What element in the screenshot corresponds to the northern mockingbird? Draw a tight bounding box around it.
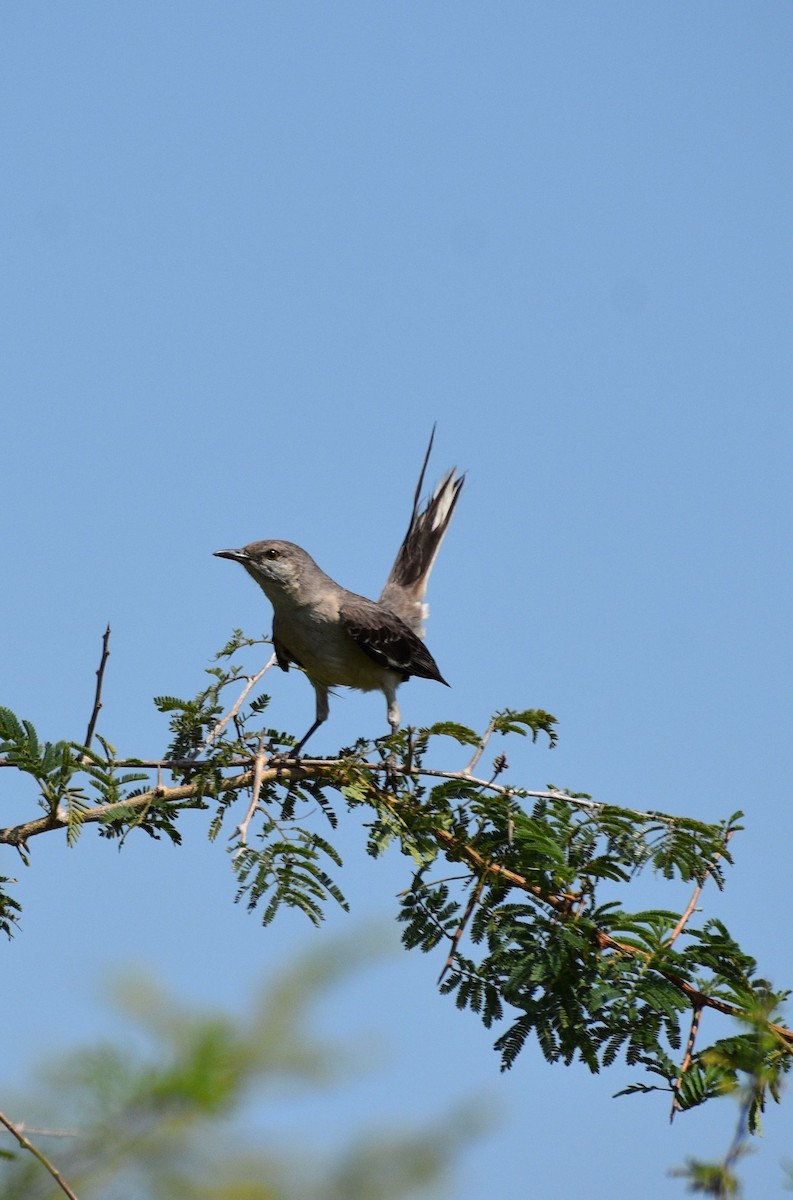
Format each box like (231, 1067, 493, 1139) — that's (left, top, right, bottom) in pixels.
(215, 430, 463, 753)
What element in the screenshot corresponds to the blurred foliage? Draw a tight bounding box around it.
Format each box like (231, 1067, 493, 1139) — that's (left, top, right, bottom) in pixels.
(0, 937, 482, 1200)
(669, 994, 788, 1197)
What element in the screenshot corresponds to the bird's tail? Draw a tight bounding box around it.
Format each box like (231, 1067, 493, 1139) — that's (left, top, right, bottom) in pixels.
(378, 426, 464, 637)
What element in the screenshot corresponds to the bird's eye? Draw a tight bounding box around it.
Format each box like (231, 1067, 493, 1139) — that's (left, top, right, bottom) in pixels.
(264, 548, 280, 560)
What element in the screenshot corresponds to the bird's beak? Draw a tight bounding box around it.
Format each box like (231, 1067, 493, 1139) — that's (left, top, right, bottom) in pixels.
(214, 548, 248, 562)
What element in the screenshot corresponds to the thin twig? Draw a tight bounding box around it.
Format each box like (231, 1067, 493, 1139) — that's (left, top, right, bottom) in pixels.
(438, 872, 486, 985)
(462, 718, 496, 776)
(397, 873, 473, 895)
(667, 830, 735, 948)
(84, 625, 111, 750)
(0, 1109, 80, 1200)
(408, 769, 653, 819)
(405, 727, 415, 776)
(5, 1125, 79, 1138)
(232, 733, 268, 847)
(204, 654, 277, 747)
(671, 1003, 703, 1121)
(722, 1084, 756, 1178)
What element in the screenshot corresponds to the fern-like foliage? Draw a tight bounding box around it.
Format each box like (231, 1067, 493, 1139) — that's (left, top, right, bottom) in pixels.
(1, 632, 791, 1140)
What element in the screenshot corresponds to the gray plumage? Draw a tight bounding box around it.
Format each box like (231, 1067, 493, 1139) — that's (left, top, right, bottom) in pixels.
(215, 432, 463, 752)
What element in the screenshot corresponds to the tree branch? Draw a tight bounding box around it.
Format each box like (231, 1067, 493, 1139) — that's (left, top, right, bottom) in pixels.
(0, 757, 653, 847)
(437, 871, 486, 985)
(0, 1109, 80, 1200)
(204, 654, 277, 748)
(667, 830, 735, 948)
(671, 1003, 703, 1121)
(2, 753, 789, 1051)
(0, 770, 258, 848)
(425, 822, 793, 1045)
(462, 717, 496, 776)
(231, 733, 268, 847)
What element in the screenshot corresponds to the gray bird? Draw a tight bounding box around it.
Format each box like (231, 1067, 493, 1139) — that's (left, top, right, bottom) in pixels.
(215, 431, 463, 753)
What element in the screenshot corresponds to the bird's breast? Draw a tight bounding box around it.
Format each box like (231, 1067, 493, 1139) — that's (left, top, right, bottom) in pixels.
(272, 604, 393, 692)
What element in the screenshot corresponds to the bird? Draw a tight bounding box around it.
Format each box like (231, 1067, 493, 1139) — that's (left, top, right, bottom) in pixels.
(214, 429, 463, 754)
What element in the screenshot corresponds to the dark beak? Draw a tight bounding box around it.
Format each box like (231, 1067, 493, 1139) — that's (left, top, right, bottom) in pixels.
(214, 548, 248, 562)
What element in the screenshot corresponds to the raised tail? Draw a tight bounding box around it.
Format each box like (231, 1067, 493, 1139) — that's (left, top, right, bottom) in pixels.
(378, 426, 464, 637)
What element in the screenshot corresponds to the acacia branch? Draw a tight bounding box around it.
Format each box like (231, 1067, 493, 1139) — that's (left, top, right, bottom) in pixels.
(0, 1109, 80, 1200)
(1, 754, 789, 1051)
(0, 770, 254, 848)
(0, 757, 619, 839)
(425, 821, 793, 1045)
(0, 751, 670, 833)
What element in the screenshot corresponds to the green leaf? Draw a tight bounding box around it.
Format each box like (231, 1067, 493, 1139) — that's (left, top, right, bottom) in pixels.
(492, 709, 558, 747)
(424, 721, 481, 746)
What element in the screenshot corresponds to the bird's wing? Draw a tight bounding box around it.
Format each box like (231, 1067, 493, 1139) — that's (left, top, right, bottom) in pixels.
(272, 629, 300, 673)
(340, 596, 448, 685)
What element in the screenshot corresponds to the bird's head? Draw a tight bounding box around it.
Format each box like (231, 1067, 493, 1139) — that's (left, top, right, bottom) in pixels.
(214, 540, 317, 603)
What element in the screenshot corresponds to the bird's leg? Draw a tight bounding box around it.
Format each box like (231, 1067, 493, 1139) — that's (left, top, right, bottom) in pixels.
(292, 684, 329, 757)
(278, 685, 329, 810)
(292, 718, 323, 757)
(387, 696, 401, 735)
(383, 690, 401, 790)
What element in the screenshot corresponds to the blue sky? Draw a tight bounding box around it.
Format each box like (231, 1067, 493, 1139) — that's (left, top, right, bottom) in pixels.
(2, 3, 793, 1195)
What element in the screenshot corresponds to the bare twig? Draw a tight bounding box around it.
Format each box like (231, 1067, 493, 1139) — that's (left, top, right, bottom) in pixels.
(671, 1003, 703, 1121)
(6, 1125, 79, 1137)
(438, 871, 486, 985)
(462, 717, 496, 776)
(405, 727, 415, 775)
(667, 830, 735, 948)
(0, 1109, 80, 1199)
(84, 625, 111, 750)
(231, 733, 268, 847)
(204, 654, 277, 748)
(721, 1082, 758, 1180)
